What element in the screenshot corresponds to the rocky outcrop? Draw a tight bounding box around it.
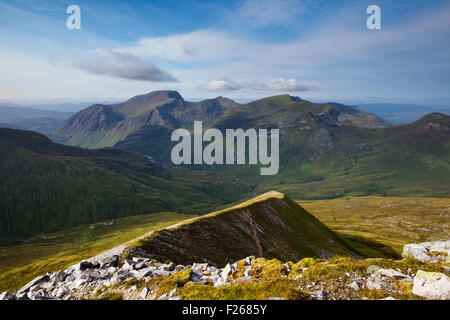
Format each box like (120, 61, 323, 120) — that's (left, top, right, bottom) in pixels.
(402, 241, 450, 263)
(412, 271, 450, 300)
(2, 240, 450, 300)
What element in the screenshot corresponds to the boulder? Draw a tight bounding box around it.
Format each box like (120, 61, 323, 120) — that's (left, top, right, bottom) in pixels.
(100, 255, 119, 268)
(376, 269, 412, 281)
(214, 263, 233, 287)
(402, 241, 450, 263)
(311, 289, 327, 300)
(412, 270, 450, 300)
(0, 292, 16, 300)
(366, 276, 382, 290)
(122, 259, 137, 270)
(79, 261, 99, 271)
(17, 274, 50, 294)
(348, 281, 362, 291)
(192, 263, 208, 272)
(140, 287, 149, 300)
(402, 243, 430, 262)
(55, 271, 68, 282)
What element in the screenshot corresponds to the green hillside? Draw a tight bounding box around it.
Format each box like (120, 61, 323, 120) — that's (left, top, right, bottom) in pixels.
(0, 128, 253, 239)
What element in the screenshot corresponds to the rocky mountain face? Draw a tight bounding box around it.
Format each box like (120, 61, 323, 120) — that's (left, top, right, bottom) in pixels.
(51, 91, 390, 150)
(51, 91, 239, 149)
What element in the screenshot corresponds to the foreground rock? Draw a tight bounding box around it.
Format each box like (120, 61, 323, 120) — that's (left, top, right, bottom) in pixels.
(402, 241, 450, 263)
(2, 240, 449, 300)
(412, 271, 450, 300)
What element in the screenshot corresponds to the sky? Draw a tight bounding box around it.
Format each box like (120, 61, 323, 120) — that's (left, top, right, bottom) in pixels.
(0, 0, 449, 106)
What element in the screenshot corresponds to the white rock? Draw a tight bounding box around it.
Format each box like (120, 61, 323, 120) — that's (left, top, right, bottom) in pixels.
(402, 241, 450, 263)
(221, 263, 233, 279)
(192, 263, 208, 272)
(244, 266, 252, 277)
(140, 287, 149, 300)
(0, 292, 16, 300)
(17, 274, 50, 294)
(379, 297, 396, 300)
(377, 269, 412, 281)
(348, 281, 362, 291)
(311, 290, 327, 300)
(122, 259, 137, 270)
(412, 270, 450, 300)
(366, 276, 382, 290)
(402, 243, 430, 262)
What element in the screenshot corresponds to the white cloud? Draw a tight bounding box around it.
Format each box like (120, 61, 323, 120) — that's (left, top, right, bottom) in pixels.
(198, 79, 242, 92)
(73, 50, 178, 82)
(247, 78, 317, 92)
(198, 78, 317, 93)
(120, 4, 450, 100)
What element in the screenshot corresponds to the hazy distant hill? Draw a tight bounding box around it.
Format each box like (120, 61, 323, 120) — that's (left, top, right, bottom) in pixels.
(0, 117, 65, 135)
(0, 105, 72, 123)
(358, 103, 450, 124)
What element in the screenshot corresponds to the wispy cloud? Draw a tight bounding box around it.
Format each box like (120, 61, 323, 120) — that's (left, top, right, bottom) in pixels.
(247, 78, 318, 92)
(73, 50, 178, 82)
(198, 79, 242, 92)
(198, 78, 317, 93)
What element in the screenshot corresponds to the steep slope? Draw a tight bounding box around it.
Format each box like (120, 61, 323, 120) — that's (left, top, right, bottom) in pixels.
(51, 91, 238, 148)
(0, 128, 252, 239)
(128, 191, 359, 266)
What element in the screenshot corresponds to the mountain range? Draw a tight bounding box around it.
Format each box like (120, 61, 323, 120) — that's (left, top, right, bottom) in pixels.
(1, 91, 449, 238)
(52, 91, 450, 199)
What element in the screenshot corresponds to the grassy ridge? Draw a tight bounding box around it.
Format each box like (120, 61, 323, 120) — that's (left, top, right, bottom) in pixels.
(127, 192, 360, 266)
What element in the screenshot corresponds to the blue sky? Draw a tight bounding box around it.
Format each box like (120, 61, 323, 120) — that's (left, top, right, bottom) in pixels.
(0, 0, 449, 106)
